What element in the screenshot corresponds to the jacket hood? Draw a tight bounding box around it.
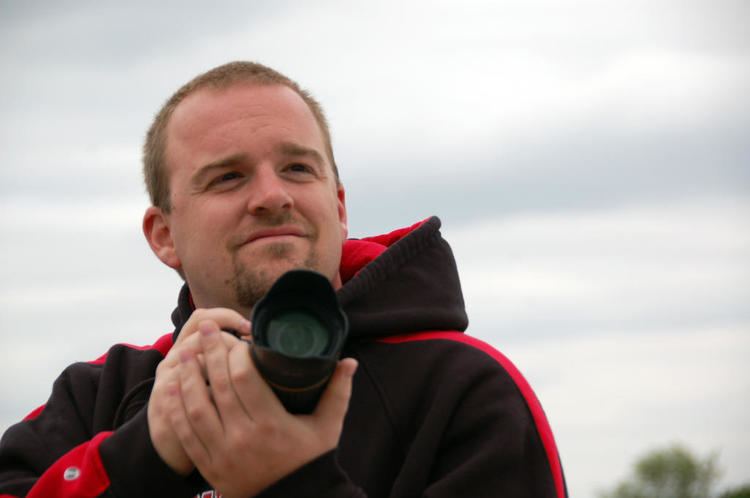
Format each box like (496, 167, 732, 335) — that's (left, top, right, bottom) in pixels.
(171, 216, 468, 341)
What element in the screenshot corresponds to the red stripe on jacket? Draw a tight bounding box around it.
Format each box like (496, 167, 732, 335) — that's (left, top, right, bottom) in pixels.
(22, 333, 175, 422)
(24, 432, 112, 498)
(379, 331, 566, 498)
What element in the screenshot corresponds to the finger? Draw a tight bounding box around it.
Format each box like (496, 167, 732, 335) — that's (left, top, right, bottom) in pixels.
(162, 327, 240, 370)
(198, 321, 248, 425)
(197, 353, 207, 381)
(176, 308, 251, 346)
(177, 348, 224, 451)
(313, 358, 358, 428)
(227, 342, 286, 422)
(166, 380, 211, 467)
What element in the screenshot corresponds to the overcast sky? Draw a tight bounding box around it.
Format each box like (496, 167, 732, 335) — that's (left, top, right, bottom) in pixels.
(1, 2, 748, 496)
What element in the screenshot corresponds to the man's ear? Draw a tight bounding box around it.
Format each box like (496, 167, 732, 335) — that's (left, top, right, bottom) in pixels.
(143, 206, 181, 270)
(337, 183, 348, 240)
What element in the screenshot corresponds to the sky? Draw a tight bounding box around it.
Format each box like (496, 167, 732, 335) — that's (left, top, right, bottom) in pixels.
(1, 1, 748, 496)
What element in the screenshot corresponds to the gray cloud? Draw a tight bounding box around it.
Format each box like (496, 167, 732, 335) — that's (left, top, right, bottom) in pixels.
(343, 120, 750, 236)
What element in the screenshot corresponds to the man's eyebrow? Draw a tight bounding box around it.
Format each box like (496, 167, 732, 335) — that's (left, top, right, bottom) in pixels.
(277, 142, 324, 164)
(191, 153, 248, 187)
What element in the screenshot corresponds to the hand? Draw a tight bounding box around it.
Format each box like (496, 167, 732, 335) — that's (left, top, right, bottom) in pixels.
(148, 308, 251, 475)
(167, 320, 357, 497)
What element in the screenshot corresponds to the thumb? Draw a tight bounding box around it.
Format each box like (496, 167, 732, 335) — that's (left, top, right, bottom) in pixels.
(314, 358, 358, 427)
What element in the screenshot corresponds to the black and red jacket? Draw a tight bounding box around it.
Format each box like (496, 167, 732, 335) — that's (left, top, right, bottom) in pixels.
(0, 217, 567, 497)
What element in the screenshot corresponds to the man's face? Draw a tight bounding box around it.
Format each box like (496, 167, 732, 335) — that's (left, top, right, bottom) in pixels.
(149, 83, 347, 312)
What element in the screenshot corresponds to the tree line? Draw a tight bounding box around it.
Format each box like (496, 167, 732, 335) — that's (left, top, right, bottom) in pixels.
(598, 444, 749, 498)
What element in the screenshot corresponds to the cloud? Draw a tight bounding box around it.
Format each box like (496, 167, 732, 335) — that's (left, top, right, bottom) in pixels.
(504, 324, 750, 498)
(2, 1, 748, 221)
(448, 198, 750, 342)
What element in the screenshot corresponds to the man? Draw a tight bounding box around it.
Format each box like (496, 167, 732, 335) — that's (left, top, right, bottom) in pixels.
(0, 62, 567, 497)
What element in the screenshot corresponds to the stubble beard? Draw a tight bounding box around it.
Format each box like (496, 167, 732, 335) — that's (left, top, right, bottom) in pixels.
(229, 241, 320, 310)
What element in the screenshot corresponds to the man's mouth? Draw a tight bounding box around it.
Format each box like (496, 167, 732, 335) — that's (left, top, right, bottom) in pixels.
(243, 226, 306, 245)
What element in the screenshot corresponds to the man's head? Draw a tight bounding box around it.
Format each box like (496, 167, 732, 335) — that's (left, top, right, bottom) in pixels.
(143, 61, 340, 213)
(142, 62, 348, 314)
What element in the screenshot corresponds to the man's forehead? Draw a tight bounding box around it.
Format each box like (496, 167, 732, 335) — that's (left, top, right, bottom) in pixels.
(167, 83, 321, 151)
(170, 82, 312, 131)
(162, 82, 331, 184)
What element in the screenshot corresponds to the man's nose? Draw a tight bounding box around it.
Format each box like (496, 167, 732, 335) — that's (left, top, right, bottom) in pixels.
(246, 167, 293, 215)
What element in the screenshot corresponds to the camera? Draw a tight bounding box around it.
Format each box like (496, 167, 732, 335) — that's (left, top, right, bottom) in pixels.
(250, 270, 349, 414)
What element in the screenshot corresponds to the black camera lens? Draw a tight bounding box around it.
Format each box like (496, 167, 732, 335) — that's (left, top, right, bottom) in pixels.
(266, 311, 331, 358)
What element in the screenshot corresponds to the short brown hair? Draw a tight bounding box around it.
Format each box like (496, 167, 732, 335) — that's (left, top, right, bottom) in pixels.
(143, 61, 339, 212)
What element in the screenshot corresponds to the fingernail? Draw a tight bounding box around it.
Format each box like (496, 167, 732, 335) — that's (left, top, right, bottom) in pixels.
(345, 359, 358, 377)
(179, 350, 193, 363)
(199, 321, 215, 336)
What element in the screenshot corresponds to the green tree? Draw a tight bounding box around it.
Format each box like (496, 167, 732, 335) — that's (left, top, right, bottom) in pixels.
(599, 444, 720, 498)
(719, 485, 750, 498)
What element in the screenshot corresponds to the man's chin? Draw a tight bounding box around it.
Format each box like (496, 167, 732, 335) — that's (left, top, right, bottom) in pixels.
(231, 251, 320, 309)
(263, 260, 311, 283)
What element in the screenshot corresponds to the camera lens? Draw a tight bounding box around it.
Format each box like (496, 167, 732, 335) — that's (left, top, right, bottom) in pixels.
(251, 269, 348, 413)
(266, 311, 330, 358)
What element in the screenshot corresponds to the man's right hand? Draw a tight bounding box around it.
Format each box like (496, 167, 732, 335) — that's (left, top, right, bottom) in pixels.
(147, 308, 251, 475)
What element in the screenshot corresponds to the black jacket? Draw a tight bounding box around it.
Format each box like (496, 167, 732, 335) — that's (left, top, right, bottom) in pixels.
(0, 217, 567, 497)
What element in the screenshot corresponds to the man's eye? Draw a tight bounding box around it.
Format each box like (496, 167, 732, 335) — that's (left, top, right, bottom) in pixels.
(211, 171, 242, 185)
(287, 163, 313, 174)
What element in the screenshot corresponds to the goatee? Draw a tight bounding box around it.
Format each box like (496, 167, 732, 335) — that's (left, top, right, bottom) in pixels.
(225, 211, 320, 309)
(229, 242, 320, 310)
